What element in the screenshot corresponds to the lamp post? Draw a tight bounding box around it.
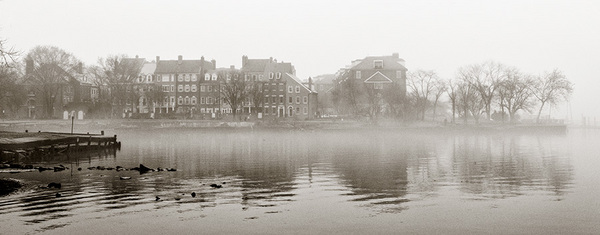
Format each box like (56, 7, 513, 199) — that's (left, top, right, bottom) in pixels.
(71, 115, 74, 134)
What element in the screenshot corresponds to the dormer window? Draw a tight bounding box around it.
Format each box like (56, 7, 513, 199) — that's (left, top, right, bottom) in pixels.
(269, 72, 274, 79)
(374, 60, 383, 69)
(211, 74, 217, 81)
(276, 72, 282, 79)
(204, 74, 210, 80)
(355, 71, 361, 79)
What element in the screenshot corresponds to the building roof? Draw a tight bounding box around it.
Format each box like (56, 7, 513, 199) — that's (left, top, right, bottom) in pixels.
(313, 74, 335, 84)
(347, 54, 407, 71)
(242, 59, 270, 72)
(155, 59, 213, 74)
(140, 62, 156, 75)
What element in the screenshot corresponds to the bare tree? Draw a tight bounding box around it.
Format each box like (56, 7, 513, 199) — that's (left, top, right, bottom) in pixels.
(219, 70, 249, 120)
(458, 61, 506, 121)
(24, 45, 81, 118)
(531, 69, 573, 123)
(248, 81, 264, 114)
(431, 78, 447, 121)
(382, 82, 407, 120)
(497, 68, 536, 122)
(446, 79, 459, 123)
(407, 70, 438, 120)
(0, 38, 19, 67)
(96, 55, 144, 117)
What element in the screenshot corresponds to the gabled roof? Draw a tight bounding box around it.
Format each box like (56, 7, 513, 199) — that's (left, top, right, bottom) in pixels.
(347, 55, 407, 71)
(364, 71, 393, 83)
(284, 73, 315, 93)
(155, 59, 212, 74)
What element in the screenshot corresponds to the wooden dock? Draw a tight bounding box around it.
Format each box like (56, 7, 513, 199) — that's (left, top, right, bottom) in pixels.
(0, 130, 120, 160)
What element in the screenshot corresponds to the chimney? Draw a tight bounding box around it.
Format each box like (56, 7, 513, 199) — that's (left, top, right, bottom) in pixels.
(230, 65, 235, 69)
(392, 53, 399, 58)
(242, 55, 248, 68)
(178, 55, 183, 65)
(211, 59, 216, 70)
(308, 77, 313, 91)
(269, 57, 273, 63)
(135, 55, 139, 59)
(25, 59, 34, 75)
(77, 62, 83, 74)
(156, 56, 160, 63)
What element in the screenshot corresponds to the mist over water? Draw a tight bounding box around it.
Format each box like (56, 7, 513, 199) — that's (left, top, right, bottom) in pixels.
(1, 127, 598, 234)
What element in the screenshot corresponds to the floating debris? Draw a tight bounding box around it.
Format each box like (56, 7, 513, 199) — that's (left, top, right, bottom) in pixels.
(47, 182, 61, 189)
(191, 192, 196, 197)
(119, 176, 131, 180)
(210, 184, 222, 189)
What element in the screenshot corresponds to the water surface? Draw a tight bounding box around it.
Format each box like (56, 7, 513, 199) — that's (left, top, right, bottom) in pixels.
(1, 127, 598, 234)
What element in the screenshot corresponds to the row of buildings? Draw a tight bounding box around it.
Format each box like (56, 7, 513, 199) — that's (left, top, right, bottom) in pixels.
(12, 53, 407, 120)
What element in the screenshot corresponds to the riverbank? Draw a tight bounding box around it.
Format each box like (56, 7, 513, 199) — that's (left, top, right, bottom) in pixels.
(0, 118, 570, 133)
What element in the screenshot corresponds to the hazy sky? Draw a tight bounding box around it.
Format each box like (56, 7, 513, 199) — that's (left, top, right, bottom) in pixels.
(1, 0, 599, 121)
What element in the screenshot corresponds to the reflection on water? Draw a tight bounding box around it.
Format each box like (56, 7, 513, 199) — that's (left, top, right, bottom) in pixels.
(0, 128, 578, 233)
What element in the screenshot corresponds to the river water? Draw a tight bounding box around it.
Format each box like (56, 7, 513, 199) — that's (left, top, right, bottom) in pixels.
(1, 126, 599, 234)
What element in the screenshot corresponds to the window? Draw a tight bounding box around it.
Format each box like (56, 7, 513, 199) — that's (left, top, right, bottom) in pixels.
(200, 85, 205, 92)
(259, 75, 263, 80)
(279, 83, 284, 91)
(162, 85, 169, 92)
(296, 107, 300, 113)
(200, 108, 205, 113)
(201, 97, 205, 104)
(272, 107, 276, 114)
(288, 86, 293, 93)
(374, 83, 384, 90)
(185, 74, 190, 82)
(396, 71, 402, 79)
(170, 96, 175, 104)
(288, 96, 293, 103)
(178, 85, 183, 92)
(178, 96, 183, 105)
(184, 85, 190, 92)
(205, 74, 210, 80)
(162, 74, 170, 82)
(276, 72, 281, 79)
(356, 71, 361, 79)
(295, 86, 300, 93)
(170, 85, 175, 92)
(269, 72, 274, 79)
(212, 74, 217, 81)
(296, 96, 300, 104)
(191, 96, 197, 105)
(279, 95, 284, 104)
(178, 74, 183, 82)
(170, 74, 174, 82)
(265, 95, 269, 104)
(226, 74, 231, 81)
(288, 106, 293, 117)
(207, 108, 213, 113)
(303, 107, 308, 114)
(191, 85, 197, 92)
(147, 75, 152, 82)
(373, 60, 383, 69)
(184, 96, 190, 105)
(207, 97, 213, 104)
(303, 96, 308, 104)
(191, 74, 197, 82)
(252, 75, 257, 80)
(208, 86, 212, 92)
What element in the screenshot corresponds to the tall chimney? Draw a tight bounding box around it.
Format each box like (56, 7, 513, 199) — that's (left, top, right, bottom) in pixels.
(392, 53, 399, 58)
(77, 62, 83, 74)
(242, 55, 248, 68)
(178, 55, 183, 65)
(156, 56, 160, 63)
(211, 59, 216, 70)
(230, 65, 235, 69)
(25, 59, 34, 75)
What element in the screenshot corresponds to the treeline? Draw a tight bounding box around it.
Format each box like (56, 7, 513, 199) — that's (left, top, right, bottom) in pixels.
(331, 61, 573, 124)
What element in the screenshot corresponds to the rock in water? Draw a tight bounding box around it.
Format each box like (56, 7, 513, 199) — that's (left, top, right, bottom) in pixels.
(55, 192, 61, 197)
(119, 176, 131, 180)
(191, 192, 196, 197)
(48, 182, 62, 189)
(139, 164, 152, 173)
(210, 184, 222, 189)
